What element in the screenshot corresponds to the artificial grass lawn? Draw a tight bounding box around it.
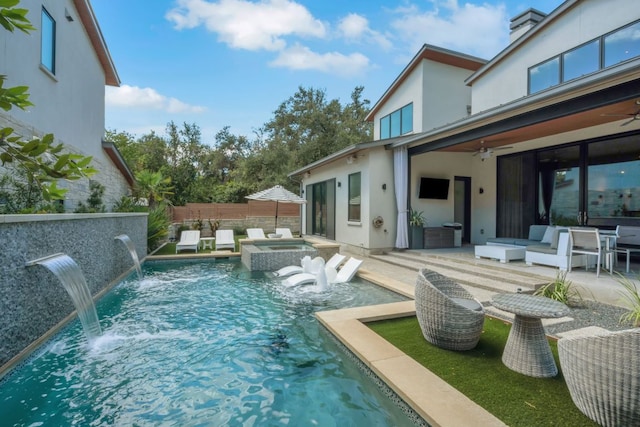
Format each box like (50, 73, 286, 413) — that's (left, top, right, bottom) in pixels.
(368, 316, 598, 427)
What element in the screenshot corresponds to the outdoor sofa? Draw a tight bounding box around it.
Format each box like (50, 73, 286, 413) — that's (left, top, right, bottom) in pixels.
(487, 225, 588, 270)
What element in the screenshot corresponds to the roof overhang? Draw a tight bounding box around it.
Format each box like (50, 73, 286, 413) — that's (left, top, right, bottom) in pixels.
(73, 0, 120, 87)
(389, 59, 640, 156)
(287, 138, 398, 178)
(365, 44, 486, 122)
(102, 140, 135, 187)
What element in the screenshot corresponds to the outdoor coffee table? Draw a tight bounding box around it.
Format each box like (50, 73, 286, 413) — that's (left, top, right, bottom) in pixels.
(474, 244, 525, 263)
(492, 293, 569, 378)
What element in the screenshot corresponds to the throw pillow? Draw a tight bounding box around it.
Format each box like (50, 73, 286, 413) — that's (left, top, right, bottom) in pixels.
(541, 226, 556, 244)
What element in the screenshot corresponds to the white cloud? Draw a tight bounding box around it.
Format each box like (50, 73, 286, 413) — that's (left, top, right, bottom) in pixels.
(390, 1, 509, 59)
(338, 13, 392, 51)
(166, 0, 326, 51)
(269, 44, 370, 76)
(106, 85, 206, 114)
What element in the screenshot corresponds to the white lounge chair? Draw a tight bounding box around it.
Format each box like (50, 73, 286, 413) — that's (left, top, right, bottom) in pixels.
(274, 253, 345, 278)
(282, 257, 326, 287)
(275, 228, 294, 238)
(326, 257, 363, 284)
(246, 228, 266, 239)
(215, 230, 235, 251)
(176, 230, 200, 253)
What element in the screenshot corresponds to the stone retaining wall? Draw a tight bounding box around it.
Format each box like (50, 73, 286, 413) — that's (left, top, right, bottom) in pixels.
(0, 213, 147, 368)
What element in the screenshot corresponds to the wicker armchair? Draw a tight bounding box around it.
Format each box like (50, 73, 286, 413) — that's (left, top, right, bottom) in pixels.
(558, 329, 640, 427)
(414, 268, 485, 351)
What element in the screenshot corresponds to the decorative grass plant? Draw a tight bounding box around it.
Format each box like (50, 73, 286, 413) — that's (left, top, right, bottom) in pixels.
(534, 270, 583, 307)
(617, 274, 640, 327)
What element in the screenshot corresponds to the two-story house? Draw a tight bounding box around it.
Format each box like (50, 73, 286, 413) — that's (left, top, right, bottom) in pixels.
(290, 0, 640, 254)
(0, 0, 133, 211)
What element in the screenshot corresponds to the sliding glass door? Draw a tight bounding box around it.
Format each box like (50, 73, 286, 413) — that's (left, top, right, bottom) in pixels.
(305, 179, 336, 239)
(497, 131, 640, 237)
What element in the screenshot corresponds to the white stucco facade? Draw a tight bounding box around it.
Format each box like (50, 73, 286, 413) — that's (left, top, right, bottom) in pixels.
(291, 0, 640, 252)
(471, 0, 636, 113)
(300, 146, 396, 254)
(0, 0, 130, 210)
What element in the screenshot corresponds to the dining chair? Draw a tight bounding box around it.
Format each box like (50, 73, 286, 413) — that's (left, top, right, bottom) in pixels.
(611, 225, 640, 273)
(568, 228, 612, 277)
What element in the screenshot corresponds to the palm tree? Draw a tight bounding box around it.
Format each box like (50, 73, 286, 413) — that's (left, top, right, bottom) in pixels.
(135, 170, 173, 209)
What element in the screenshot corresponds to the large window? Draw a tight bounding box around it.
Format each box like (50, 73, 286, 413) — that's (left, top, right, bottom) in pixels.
(41, 8, 56, 74)
(529, 57, 559, 94)
(528, 19, 640, 94)
(604, 21, 640, 67)
(348, 172, 361, 222)
(379, 103, 413, 139)
(563, 40, 600, 82)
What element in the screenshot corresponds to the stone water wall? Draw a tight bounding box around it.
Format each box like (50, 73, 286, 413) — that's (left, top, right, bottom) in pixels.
(0, 213, 147, 368)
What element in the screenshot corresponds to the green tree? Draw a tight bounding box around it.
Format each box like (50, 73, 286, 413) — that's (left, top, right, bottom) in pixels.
(134, 170, 174, 209)
(0, 1, 96, 201)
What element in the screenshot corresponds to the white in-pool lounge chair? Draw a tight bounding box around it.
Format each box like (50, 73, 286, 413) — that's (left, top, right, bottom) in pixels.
(325, 257, 363, 284)
(215, 230, 236, 251)
(246, 228, 267, 239)
(176, 230, 200, 253)
(275, 228, 294, 238)
(274, 253, 345, 278)
(282, 257, 326, 287)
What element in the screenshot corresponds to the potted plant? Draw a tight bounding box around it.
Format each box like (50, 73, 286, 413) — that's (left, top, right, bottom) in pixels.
(409, 208, 426, 249)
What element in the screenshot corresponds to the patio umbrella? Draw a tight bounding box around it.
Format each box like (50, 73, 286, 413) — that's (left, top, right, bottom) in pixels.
(245, 185, 306, 229)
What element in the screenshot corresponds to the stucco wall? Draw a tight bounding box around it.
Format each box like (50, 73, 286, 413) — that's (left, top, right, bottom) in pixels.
(422, 61, 473, 130)
(0, 213, 147, 367)
(300, 146, 396, 253)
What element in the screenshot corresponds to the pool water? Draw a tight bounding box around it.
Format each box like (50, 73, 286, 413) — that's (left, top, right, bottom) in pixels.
(0, 260, 417, 426)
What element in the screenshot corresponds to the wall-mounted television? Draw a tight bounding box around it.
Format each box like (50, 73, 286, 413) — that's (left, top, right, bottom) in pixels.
(419, 177, 450, 200)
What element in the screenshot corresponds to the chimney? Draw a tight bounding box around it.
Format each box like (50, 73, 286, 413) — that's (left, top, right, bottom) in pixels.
(510, 8, 546, 42)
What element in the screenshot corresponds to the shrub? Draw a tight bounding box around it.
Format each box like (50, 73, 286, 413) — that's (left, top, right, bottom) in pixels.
(147, 204, 170, 252)
(618, 275, 640, 327)
(534, 270, 583, 307)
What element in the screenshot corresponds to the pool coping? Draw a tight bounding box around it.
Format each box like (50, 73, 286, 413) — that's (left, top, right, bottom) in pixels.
(315, 269, 507, 427)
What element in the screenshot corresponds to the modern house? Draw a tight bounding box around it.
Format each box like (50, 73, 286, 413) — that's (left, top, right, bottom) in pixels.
(290, 0, 640, 254)
(0, 0, 134, 211)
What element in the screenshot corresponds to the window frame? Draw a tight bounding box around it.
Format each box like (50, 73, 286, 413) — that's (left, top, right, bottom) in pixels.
(378, 102, 413, 140)
(347, 172, 361, 222)
(528, 19, 640, 95)
(40, 7, 56, 75)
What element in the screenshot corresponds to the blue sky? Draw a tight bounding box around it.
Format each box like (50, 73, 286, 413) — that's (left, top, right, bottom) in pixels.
(91, 0, 563, 141)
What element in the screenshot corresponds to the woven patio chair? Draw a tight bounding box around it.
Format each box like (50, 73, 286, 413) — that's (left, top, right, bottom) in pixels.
(558, 329, 640, 427)
(414, 268, 485, 351)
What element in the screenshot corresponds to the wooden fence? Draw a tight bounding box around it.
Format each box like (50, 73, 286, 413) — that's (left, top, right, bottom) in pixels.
(171, 201, 300, 222)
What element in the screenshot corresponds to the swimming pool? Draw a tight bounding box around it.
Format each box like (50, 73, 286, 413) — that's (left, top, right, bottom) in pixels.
(0, 259, 420, 426)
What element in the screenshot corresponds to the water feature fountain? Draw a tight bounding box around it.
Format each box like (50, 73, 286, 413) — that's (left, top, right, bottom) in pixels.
(115, 234, 143, 280)
(25, 253, 102, 340)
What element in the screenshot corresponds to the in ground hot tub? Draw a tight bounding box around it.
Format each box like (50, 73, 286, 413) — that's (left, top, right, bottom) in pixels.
(241, 238, 317, 271)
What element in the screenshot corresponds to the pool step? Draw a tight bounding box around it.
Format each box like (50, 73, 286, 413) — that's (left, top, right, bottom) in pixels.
(370, 251, 551, 295)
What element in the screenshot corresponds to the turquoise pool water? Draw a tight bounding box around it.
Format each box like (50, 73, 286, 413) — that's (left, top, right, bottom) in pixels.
(0, 260, 417, 426)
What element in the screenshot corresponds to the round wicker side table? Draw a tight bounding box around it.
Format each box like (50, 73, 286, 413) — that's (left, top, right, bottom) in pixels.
(492, 293, 569, 378)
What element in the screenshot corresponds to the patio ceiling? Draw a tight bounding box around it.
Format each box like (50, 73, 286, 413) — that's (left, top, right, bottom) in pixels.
(441, 97, 640, 154)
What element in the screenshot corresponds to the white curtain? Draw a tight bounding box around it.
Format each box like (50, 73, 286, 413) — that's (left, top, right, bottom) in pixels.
(394, 146, 409, 248)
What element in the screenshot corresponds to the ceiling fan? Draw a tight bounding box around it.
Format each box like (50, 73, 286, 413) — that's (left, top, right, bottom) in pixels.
(601, 100, 640, 126)
(471, 141, 513, 161)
